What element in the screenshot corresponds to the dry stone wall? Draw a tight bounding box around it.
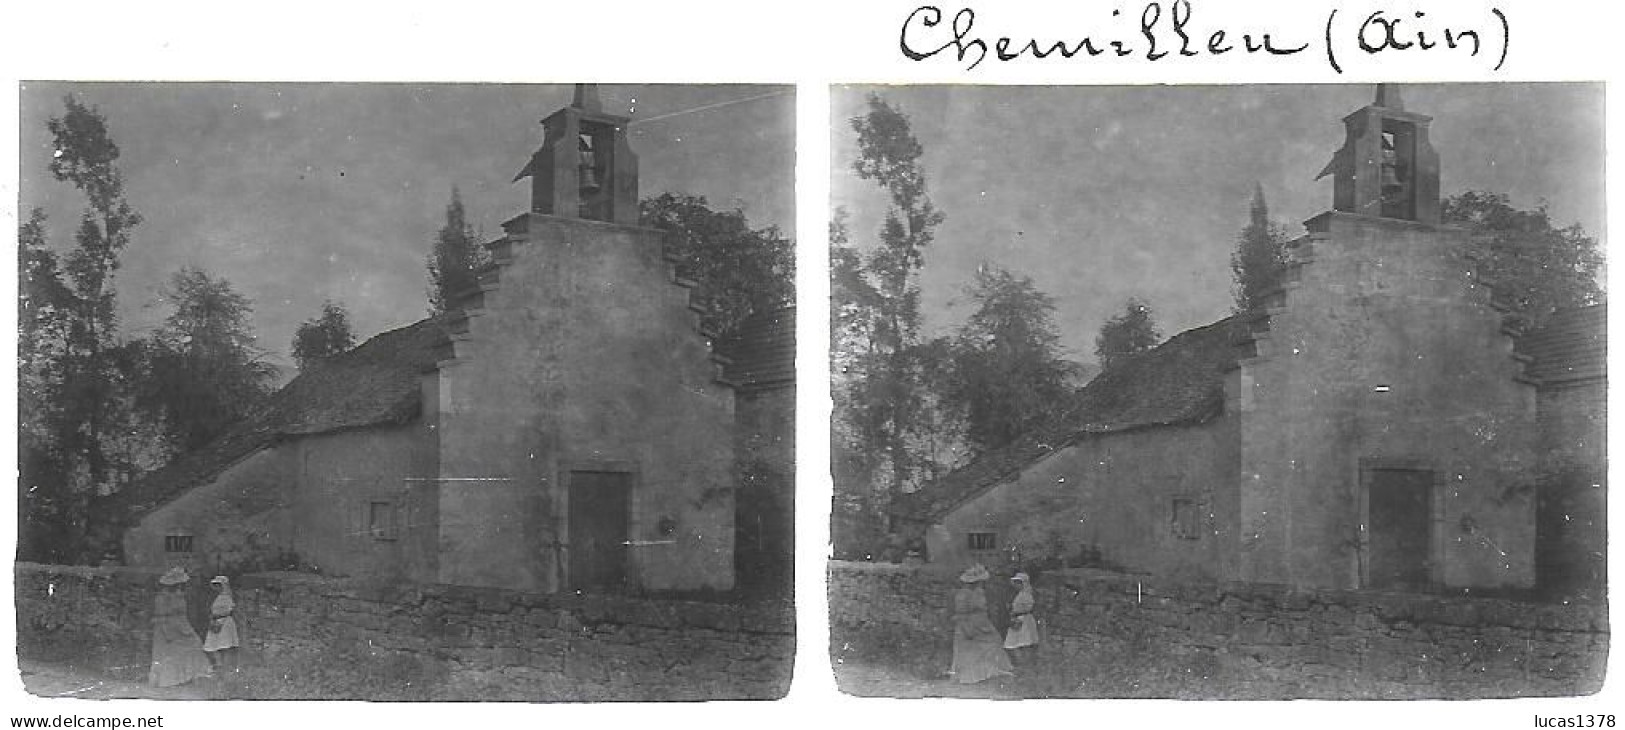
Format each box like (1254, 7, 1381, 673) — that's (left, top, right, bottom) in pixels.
(16, 563, 792, 701)
(829, 561, 1606, 698)
(15, 564, 157, 681)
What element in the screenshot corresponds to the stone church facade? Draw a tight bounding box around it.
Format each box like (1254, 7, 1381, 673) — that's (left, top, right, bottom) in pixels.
(899, 87, 1600, 593)
(110, 87, 786, 594)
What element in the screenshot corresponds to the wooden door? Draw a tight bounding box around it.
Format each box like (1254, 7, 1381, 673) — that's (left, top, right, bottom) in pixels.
(1367, 469, 1432, 591)
(568, 471, 631, 591)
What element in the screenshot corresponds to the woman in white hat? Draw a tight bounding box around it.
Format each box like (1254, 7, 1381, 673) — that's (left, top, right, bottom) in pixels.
(949, 564, 1013, 684)
(149, 567, 212, 687)
(1003, 572, 1040, 670)
(203, 575, 241, 673)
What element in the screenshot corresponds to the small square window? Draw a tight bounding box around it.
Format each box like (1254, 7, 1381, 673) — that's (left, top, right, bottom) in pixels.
(967, 531, 997, 551)
(368, 501, 397, 541)
(164, 534, 194, 553)
(1171, 498, 1202, 540)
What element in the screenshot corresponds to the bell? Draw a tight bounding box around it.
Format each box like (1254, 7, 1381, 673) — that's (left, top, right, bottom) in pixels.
(1380, 163, 1402, 190)
(577, 134, 601, 191)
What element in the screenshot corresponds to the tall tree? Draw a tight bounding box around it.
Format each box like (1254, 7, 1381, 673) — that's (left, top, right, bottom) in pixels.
(640, 192, 794, 336)
(426, 188, 488, 314)
(19, 97, 144, 561)
(292, 300, 357, 371)
(1230, 183, 1292, 311)
(136, 267, 277, 453)
(835, 94, 947, 496)
(1095, 298, 1162, 372)
(1443, 190, 1604, 334)
(49, 96, 144, 491)
(946, 264, 1073, 454)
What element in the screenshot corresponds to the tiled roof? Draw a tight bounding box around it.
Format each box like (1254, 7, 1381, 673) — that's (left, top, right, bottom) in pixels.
(98, 317, 449, 524)
(102, 299, 792, 526)
(1517, 305, 1606, 386)
(891, 316, 1250, 522)
(717, 305, 795, 391)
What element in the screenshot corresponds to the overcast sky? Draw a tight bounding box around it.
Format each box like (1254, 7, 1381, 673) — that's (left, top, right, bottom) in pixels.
(832, 83, 1605, 362)
(19, 83, 795, 373)
(14, 83, 1610, 371)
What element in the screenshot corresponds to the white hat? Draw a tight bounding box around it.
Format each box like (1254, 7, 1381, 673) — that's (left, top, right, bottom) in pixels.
(158, 567, 190, 586)
(1011, 572, 1030, 583)
(209, 575, 229, 586)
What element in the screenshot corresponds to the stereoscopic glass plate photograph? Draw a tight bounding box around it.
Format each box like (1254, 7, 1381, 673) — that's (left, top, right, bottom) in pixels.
(828, 82, 1605, 700)
(15, 82, 795, 702)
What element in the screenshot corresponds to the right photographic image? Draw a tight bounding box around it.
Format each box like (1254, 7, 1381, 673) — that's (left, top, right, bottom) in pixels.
(828, 83, 1606, 699)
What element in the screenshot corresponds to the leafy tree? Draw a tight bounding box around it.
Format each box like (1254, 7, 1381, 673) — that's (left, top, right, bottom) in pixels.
(830, 208, 876, 386)
(49, 96, 144, 492)
(17, 97, 144, 561)
(1095, 298, 1162, 372)
(830, 208, 886, 558)
(426, 188, 489, 314)
(18, 208, 78, 562)
(136, 267, 277, 453)
(945, 264, 1073, 454)
(18, 208, 72, 448)
(1230, 183, 1292, 311)
(1443, 190, 1604, 334)
(292, 300, 357, 371)
(835, 94, 946, 496)
(640, 192, 794, 336)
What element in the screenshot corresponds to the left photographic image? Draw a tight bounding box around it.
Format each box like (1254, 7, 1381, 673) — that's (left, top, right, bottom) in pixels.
(16, 82, 795, 701)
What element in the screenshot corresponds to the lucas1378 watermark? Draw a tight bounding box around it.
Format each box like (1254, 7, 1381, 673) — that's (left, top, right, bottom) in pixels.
(1535, 716, 1616, 728)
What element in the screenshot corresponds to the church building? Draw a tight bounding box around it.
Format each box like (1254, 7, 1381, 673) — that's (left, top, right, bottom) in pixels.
(108, 86, 780, 594)
(896, 86, 1595, 593)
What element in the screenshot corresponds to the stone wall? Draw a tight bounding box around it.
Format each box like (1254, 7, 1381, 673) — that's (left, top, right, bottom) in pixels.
(735, 385, 795, 596)
(15, 564, 159, 681)
(829, 561, 1606, 699)
(16, 563, 792, 701)
(1536, 381, 1607, 597)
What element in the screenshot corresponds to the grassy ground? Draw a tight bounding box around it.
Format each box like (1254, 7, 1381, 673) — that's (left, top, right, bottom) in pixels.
(17, 658, 236, 701)
(828, 629, 1553, 700)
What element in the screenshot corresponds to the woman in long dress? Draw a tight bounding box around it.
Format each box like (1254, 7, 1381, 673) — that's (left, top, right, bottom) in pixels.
(149, 567, 212, 687)
(1003, 572, 1040, 670)
(203, 575, 241, 674)
(949, 564, 1013, 684)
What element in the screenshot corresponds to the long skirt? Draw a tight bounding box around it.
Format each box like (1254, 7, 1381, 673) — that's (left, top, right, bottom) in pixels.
(150, 617, 212, 687)
(951, 630, 1013, 684)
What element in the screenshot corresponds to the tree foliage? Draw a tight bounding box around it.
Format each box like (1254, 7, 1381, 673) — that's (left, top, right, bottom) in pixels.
(18, 207, 79, 562)
(292, 300, 357, 371)
(19, 208, 72, 449)
(426, 188, 489, 315)
(833, 94, 947, 499)
(830, 95, 952, 558)
(640, 192, 794, 336)
(18, 97, 145, 562)
(945, 264, 1073, 455)
(135, 267, 277, 453)
(1095, 298, 1162, 372)
(1230, 183, 1292, 311)
(1443, 190, 1604, 334)
(50, 96, 145, 488)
